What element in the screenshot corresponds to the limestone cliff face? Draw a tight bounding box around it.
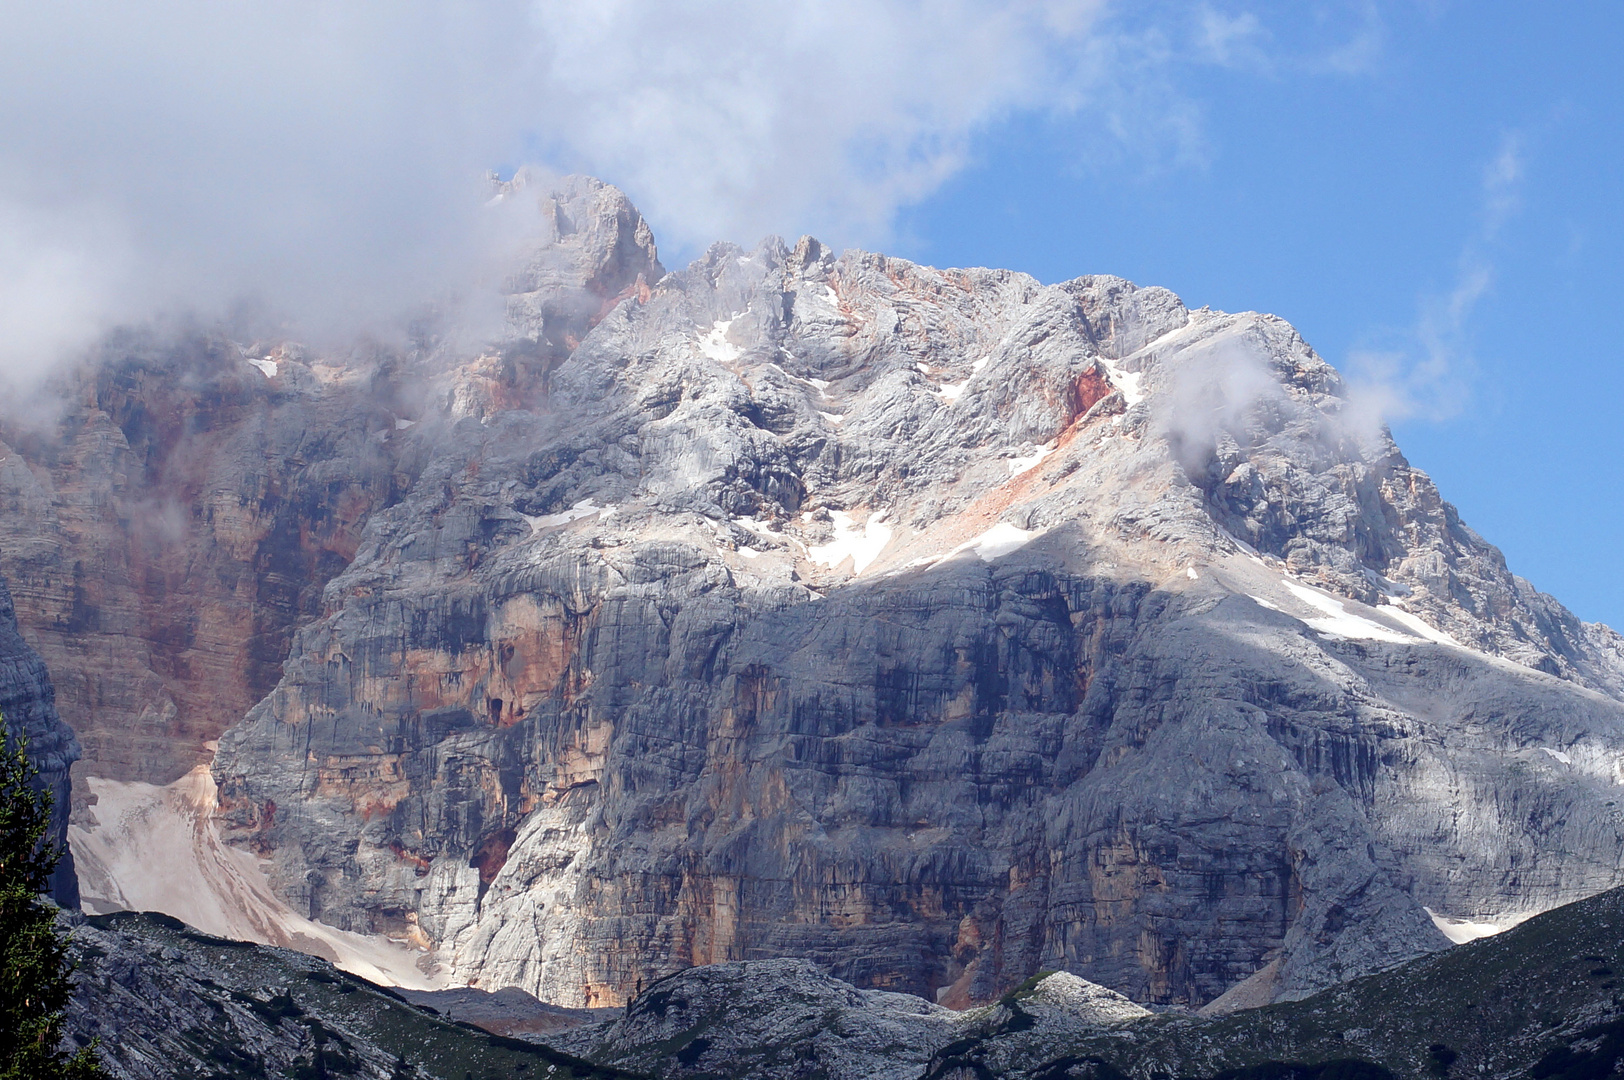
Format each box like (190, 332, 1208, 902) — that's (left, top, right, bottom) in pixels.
(0, 571, 80, 905)
(0, 346, 402, 788)
(22, 177, 1624, 1011)
(206, 211, 1624, 1010)
(0, 175, 660, 792)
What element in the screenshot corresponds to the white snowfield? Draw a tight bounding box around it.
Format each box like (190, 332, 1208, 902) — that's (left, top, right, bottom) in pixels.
(69, 765, 447, 990)
(1281, 580, 1414, 644)
(1008, 442, 1056, 476)
(1424, 907, 1531, 945)
(245, 357, 277, 378)
(912, 523, 1047, 568)
(523, 498, 611, 534)
(698, 318, 740, 363)
(962, 523, 1043, 562)
(1096, 356, 1142, 407)
(807, 510, 893, 575)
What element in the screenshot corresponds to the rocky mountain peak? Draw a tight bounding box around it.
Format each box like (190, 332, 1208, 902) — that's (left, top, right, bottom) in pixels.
(3, 175, 1621, 1017)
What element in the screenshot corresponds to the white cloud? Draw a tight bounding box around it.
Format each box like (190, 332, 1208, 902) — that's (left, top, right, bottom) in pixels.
(524, 0, 1110, 253)
(0, 1, 533, 378)
(0, 0, 1400, 383)
(1196, 7, 1271, 70)
(0, 0, 1127, 380)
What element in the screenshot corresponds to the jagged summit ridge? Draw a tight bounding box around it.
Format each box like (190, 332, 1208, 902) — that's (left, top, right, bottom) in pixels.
(0, 175, 1619, 1014)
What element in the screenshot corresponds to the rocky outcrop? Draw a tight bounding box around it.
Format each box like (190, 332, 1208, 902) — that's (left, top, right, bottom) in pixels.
(0, 570, 80, 905)
(60, 910, 628, 1080)
(544, 958, 1147, 1080)
(21, 177, 1624, 1012)
(920, 882, 1624, 1080)
(548, 958, 964, 1080)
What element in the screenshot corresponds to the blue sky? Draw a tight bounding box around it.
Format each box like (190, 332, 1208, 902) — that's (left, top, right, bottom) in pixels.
(888, 3, 1624, 627)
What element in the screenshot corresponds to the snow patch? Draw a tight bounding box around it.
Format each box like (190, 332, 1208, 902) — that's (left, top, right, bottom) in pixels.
(1541, 747, 1574, 765)
(1380, 604, 1464, 647)
(1096, 357, 1142, 408)
(523, 499, 609, 533)
(807, 378, 830, 391)
(1281, 581, 1414, 644)
(1007, 442, 1056, 476)
(971, 357, 989, 373)
(937, 379, 968, 403)
(915, 362, 932, 374)
(734, 515, 807, 554)
(245, 357, 277, 378)
(698, 318, 740, 363)
(818, 411, 845, 424)
(930, 523, 1045, 566)
(964, 523, 1042, 562)
(807, 510, 892, 575)
(1425, 907, 1527, 945)
(733, 515, 777, 539)
(394, 417, 416, 430)
(1249, 594, 1283, 612)
(70, 767, 446, 989)
(823, 285, 841, 307)
(738, 546, 760, 559)
(1186, 566, 1199, 580)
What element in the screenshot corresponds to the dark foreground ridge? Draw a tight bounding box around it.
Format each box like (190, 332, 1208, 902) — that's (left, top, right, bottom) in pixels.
(64, 884, 1624, 1080)
(61, 910, 633, 1080)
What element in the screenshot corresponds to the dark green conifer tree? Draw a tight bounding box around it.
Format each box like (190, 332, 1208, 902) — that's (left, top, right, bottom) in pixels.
(0, 726, 104, 1078)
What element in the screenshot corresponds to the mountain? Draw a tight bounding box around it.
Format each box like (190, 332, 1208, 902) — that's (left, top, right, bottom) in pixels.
(5, 174, 1624, 1012)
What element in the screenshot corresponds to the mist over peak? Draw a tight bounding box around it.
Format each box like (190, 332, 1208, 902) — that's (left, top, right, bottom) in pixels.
(0, 0, 1125, 386)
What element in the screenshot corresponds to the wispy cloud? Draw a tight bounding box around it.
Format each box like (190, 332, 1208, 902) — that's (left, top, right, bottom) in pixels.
(522, 0, 1115, 253)
(1346, 131, 1527, 427)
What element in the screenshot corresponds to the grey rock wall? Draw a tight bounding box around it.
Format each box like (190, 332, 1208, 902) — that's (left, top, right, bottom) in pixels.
(0, 570, 80, 905)
(208, 199, 1624, 1009)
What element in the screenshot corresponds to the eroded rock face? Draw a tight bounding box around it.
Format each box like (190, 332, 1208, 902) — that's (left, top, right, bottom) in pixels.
(207, 215, 1624, 1009)
(20, 176, 1624, 1012)
(0, 347, 403, 788)
(0, 175, 660, 792)
(0, 571, 79, 904)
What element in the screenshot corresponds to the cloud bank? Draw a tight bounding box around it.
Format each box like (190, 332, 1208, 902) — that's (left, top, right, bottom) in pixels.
(0, 1, 1397, 381)
(0, 0, 1128, 379)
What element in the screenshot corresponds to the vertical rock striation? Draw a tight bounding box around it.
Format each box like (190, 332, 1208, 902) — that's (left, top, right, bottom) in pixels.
(0, 571, 80, 905)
